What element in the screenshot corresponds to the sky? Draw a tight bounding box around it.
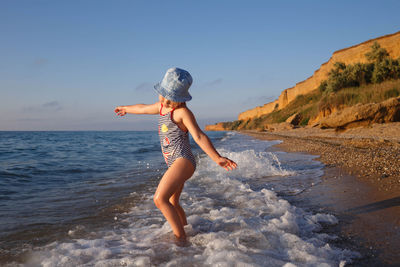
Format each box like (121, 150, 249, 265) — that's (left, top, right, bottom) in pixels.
(1, 0, 400, 131)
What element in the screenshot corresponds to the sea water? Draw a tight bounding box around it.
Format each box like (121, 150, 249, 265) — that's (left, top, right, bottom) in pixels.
(0, 131, 359, 266)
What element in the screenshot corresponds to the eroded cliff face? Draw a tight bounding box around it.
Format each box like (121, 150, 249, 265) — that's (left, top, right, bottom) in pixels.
(205, 122, 226, 131)
(238, 31, 400, 121)
(238, 100, 279, 120)
(319, 97, 400, 129)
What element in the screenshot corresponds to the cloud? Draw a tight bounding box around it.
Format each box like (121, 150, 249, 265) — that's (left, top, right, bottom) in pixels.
(16, 118, 44, 122)
(242, 95, 277, 106)
(22, 101, 63, 113)
(134, 82, 152, 92)
(202, 78, 223, 88)
(32, 58, 48, 67)
(42, 101, 61, 108)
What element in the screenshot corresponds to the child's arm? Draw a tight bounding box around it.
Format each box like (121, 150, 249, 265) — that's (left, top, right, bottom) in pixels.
(114, 102, 160, 116)
(181, 109, 237, 171)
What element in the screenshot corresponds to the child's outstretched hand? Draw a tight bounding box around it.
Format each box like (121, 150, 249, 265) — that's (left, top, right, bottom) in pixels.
(114, 106, 127, 116)
(216, 157, 237, 171)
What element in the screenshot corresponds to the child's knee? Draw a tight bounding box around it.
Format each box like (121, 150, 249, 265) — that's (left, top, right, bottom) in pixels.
(153, 194, 167, 208)
(169, 198, 180, 207)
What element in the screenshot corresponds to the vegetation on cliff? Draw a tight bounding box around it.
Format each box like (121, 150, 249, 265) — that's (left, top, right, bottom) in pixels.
(319, 42, 400, 93)
(218, 42, 400, 131)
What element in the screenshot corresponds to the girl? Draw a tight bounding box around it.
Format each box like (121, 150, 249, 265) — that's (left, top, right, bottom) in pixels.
(114, 67, 237, 241)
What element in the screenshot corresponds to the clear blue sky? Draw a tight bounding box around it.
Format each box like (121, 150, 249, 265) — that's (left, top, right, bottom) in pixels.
(1, 0, 399, 130)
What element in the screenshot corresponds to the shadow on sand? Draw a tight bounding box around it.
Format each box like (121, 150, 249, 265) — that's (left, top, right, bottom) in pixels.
(345, 196, 400, 215)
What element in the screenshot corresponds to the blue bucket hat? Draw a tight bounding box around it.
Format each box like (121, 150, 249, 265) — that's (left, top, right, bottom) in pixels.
(154, 67, 193, 102)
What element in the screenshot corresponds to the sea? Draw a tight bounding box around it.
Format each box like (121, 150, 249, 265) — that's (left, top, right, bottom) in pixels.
(0, 131, 359, 266)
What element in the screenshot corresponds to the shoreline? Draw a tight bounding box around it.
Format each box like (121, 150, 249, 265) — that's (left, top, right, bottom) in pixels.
(243, 125, 400, 266)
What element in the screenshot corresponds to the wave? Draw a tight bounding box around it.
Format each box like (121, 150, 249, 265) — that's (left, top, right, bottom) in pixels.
(20, 135, 360, 266)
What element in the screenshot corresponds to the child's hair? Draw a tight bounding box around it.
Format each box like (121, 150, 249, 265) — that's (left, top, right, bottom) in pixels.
(168, 101, 185, 109)
(161, 96, 186, 109)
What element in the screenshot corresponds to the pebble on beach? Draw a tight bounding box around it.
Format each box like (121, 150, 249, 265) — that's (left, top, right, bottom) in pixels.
(245, 124, 400, 193)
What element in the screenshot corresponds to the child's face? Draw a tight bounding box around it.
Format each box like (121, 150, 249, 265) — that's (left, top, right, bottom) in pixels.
(159, 95, 181, 109)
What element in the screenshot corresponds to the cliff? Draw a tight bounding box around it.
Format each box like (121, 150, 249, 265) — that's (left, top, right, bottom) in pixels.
(319, 97, 400, 129)
(238, 31, 400, 121)
(205, 122, 226, 131)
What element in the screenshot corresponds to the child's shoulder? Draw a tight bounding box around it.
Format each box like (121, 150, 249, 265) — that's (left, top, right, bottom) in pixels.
(175, 105, 192, 114)
(174, 105, 195, 120)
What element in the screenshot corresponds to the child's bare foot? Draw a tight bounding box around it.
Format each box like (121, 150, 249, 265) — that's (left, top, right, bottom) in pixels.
(174, 234, 190, 247)
(174, 233, 186, 241)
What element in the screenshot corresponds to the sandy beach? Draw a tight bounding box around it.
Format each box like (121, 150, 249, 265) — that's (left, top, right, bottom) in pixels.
(243, 122, 400, 266)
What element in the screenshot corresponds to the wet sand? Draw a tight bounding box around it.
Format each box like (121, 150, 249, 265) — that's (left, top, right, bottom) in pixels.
(244, 124, 400, 266)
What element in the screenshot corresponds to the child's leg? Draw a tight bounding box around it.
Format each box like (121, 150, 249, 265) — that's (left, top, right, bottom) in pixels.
(153, 158, 195, 239)
(169, 184, 188, 226)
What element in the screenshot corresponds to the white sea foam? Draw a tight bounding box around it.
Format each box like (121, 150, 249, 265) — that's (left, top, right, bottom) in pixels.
(21, 133, 359, 266)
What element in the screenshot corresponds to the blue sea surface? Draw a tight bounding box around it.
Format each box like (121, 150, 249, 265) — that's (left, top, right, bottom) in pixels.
(0, 132, 219, 252)
(0, 131, 358, 266)
(0, 132, 163, 250)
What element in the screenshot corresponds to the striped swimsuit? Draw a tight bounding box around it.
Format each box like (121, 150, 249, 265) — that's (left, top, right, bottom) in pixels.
(158, 104, 196, 169)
